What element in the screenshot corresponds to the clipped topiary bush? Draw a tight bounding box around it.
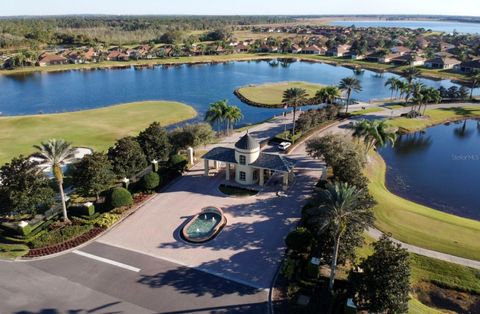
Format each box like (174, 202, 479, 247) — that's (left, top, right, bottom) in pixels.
(142, 172, 161, 191)
(285, 227, 315, 253)
(169, 154, 188, 173)
(69, 203, 95, 217)
(108, 187, 133, 208)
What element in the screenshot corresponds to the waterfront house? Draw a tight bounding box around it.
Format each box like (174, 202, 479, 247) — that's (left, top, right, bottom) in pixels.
(202, 133, 296, 189)
(425, 56, 461, 69)
(302, 45, 326, 55)
(37, 54, 68, 66)
(455, 59, 480, 73)
(327, 44, 351, 57)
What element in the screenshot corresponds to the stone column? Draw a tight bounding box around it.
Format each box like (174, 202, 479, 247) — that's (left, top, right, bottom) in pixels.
(226, 163, 230, 180)
(259, 168, 265, 186)
(187, 147, 194, 165)
(204, 159, 209, 176)
(213, 160, 219, 170)
(282, 172, 289, 191)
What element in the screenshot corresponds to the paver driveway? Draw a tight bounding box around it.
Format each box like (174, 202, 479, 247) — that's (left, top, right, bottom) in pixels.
(98, 148, 323, 289)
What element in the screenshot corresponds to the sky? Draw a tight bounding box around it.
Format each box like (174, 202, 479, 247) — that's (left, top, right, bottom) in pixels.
(2, 0, 480, 17)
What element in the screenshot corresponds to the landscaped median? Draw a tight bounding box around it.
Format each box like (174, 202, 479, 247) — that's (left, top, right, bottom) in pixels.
(234, 81, 323, 107)
(0, 101, 197, 164)
(366, 151, 480, 261)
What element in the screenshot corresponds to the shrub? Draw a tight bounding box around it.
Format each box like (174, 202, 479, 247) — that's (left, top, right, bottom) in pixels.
(18, 224, 33, 237)
(142, 172, 161, 191)
(108, 187, 133, 208)
(69, 203, 95, 217)
(169, 154, 188, 173)
(94, 213, 122, 229)
(285, 227, 315, 253)
(30, 225, 93, 248)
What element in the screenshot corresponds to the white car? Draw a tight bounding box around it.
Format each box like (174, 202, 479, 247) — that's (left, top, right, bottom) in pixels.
(278, 142, 291, 151)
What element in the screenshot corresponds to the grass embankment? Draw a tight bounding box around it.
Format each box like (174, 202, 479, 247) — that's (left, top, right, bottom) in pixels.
(387, 106, 480, 133)
(357, 235, 480, 314)
(366, 151, 480, 261)
(236, 81, 323, 106)
(0, 101, 196, 164)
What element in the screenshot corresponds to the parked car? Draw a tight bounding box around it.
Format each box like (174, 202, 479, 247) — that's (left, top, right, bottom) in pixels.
(278, 142, 291, 151)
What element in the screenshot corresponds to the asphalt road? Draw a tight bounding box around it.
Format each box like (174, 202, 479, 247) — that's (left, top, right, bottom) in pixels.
(0, 242, 268, 314)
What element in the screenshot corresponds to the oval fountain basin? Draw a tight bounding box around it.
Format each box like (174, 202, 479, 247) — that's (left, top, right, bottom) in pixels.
(182, 207, 226, 243)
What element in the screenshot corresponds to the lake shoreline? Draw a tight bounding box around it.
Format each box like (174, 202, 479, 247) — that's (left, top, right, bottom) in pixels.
(0, 53, 470, 83)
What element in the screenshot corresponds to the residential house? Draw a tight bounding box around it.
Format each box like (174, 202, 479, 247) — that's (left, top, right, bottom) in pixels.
(302, 45, 326, 55)
(234, 43, 249, 53)
(36, 54, 68, 67)
(391, 46, 411, 56)
(327, 44, 351, 57)
(425, 56, 461, 69)
(288, 44, 302, 54)
(106, 50, 129, 62)
(455, 59, 480, 73)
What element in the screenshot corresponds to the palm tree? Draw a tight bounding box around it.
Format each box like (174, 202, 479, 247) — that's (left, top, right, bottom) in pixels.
(384, 77, 399, 100)
(315, 86, 341, 104)
(397, 80, 410, 101)
(410, 82, 426, 111)
(467, 70, 480, 100)
(352, 119, 397, 153)
(338, 77, 362, 114)
(401, 67, 421, 85)
(205, 100, 228, 133)
(282, 87, 308, 136)
(34, 139, 76, 222)
(224, 105, 243, 134)
(315, 182, 370, 291)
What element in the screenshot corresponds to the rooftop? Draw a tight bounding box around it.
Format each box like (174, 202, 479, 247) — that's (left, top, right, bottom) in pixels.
(235, 133, 260, 151)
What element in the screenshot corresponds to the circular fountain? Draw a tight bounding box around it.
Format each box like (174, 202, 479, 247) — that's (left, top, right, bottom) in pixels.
(181, 207, 227, 243)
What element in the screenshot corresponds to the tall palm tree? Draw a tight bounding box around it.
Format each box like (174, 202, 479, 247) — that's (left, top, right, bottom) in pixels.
(315, 182, 370, 291)
(224, 105, 243, 134)
(410, 81, 426, 111)
(205, 100, 228, 133)
(353, 119, 397, 153)
(397, 80, 410, 101)
(282, 87, 308, 136)
(34, 139, 76, 222)
(467, 70, 480, 100)
(315, 86, 341, 104)
(338, 77, 362, 114)
(401, 67, 421, 85)
(384, 77, 398, 100)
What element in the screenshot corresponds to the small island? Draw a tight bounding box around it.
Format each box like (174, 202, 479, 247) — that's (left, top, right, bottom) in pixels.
(234, 81, 323, 107)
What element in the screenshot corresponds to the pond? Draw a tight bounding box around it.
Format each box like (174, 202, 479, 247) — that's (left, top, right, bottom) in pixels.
(379, 119, 480, 220)
(0, 60, 467, 126)
(330, 20, 480, 34)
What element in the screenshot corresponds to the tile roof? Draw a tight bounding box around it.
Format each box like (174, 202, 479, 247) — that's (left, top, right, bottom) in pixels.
(235, 133, 260, 150)
(203, 147, 236, 163)
(250, 153, 297, 173)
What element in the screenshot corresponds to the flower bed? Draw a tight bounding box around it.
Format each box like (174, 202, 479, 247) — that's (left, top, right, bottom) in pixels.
(24, 227, 104, 258)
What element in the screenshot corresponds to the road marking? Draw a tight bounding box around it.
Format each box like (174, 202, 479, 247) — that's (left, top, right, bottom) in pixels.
(72, 250, 141, 272)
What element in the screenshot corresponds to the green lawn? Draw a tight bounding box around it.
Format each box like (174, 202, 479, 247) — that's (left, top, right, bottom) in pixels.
(350, 107, 385, 116)
(0, 243, 29, 259)
(236, 81, 323, 105)
(0, 101, 197, 164)
(387, 106, 480, 133)
(366, 152, 480, 261)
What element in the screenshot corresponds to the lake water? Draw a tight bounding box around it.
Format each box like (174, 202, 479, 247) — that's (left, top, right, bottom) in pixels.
(379, 119, 480, 220)
(330, 20, 480, 34)
(0, 60, 466, 126)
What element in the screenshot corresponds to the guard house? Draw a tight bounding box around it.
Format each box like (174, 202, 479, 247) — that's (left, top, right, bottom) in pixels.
(202, 133, 297, 188)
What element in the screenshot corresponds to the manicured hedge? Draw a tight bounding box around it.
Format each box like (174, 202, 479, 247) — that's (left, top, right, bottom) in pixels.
(30, 225, 93, 249)
(142, 172, 161, 191)
(169, 154, 188, 173)
(108, 187, 133, 208)
(69, 204, 95, 217)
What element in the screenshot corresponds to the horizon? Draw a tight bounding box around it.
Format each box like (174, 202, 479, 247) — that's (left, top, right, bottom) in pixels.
(3, 0, 480, 17)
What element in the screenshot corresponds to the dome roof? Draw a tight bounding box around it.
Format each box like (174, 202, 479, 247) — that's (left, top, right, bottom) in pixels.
(235, 133, 260, 150)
